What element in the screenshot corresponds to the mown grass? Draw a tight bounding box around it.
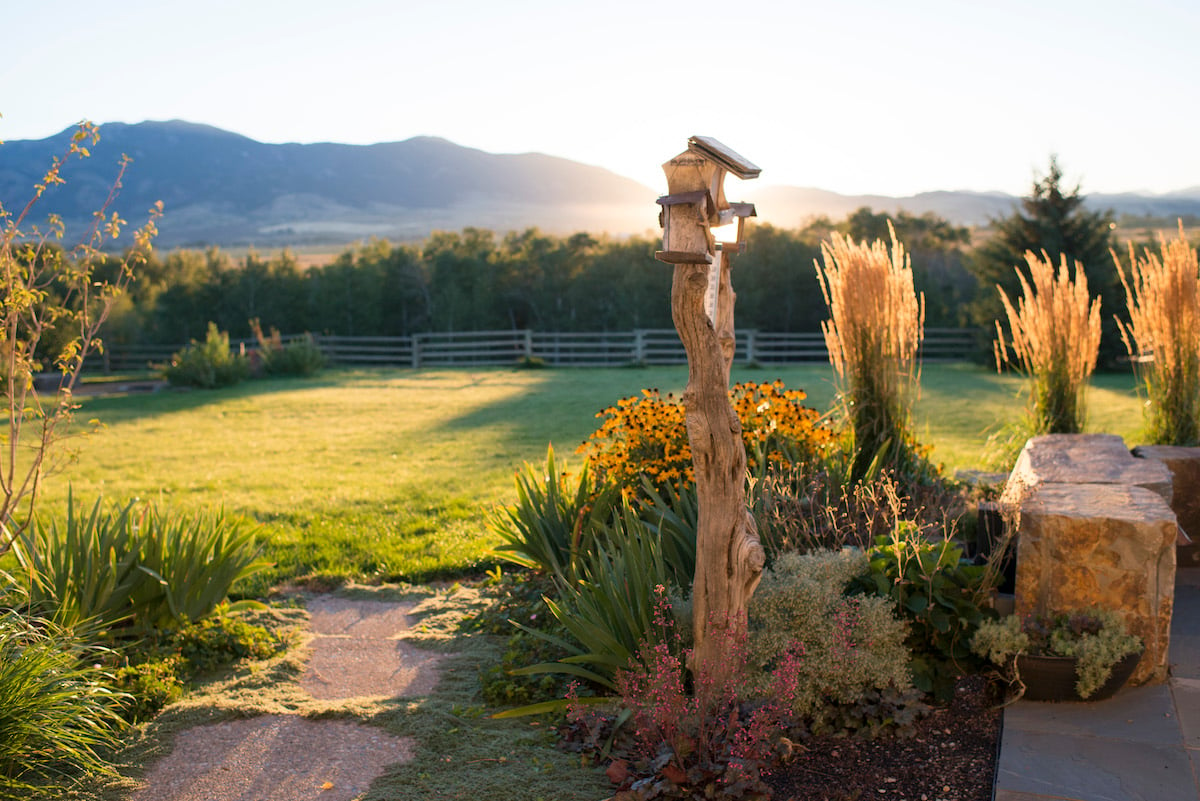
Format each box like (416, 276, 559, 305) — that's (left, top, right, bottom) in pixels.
(35, 363, 1142, 590)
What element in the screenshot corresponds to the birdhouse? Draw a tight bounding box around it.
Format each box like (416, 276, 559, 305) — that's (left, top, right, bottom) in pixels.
(655, 136, 759, 265)
(656, 190, 714, 264)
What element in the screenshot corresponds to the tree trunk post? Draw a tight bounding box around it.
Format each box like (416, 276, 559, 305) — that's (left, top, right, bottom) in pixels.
(655, 138, 763, 678)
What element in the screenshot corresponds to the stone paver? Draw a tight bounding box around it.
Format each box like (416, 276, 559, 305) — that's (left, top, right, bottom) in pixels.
(131, 715, 414, 801)
(132, 594, 444, 800)
(300, 596, 445, 699)
(996, 729, 1196, 801)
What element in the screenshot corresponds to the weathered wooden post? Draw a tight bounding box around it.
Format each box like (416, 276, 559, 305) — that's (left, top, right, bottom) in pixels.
(655, 136, 763, 675)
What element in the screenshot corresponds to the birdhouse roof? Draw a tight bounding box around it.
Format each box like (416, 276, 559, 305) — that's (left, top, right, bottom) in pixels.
(687, 136, 761, 180)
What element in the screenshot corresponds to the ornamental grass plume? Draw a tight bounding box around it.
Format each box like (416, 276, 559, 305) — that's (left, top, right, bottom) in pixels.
(1113, 223, 1200, 445)
(815, 223, 925, 481)
(994, 251, 1101, 435)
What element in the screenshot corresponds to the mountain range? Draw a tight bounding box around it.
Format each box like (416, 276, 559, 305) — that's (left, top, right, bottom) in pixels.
(1, 120, 1197, 248)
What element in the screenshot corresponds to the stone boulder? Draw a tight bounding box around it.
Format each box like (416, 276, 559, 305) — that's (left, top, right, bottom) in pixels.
(1005, 434, 1173, 504)
(1011, 482, 1176, 685)
(1133, 445, 1200, 567)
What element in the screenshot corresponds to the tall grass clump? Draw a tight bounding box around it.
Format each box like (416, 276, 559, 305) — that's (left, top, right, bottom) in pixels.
(0, 605, 125, 798)
(1114, 224, 1200, 445)
(994, 251, 1101, 436)
(816, 223, 926, 481)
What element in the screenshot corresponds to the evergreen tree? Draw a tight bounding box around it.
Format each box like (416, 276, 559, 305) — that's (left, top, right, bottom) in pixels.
(969, 156, 1120, 364)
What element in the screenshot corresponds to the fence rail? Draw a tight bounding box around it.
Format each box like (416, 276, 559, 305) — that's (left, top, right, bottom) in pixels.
(89, 328, 986, 372)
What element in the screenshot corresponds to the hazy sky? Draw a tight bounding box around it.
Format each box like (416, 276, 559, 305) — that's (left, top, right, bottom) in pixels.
(3, 0, 1196, 197)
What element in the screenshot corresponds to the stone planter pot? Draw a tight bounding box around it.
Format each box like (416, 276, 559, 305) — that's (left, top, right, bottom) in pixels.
(1015, 649, 1142, 702)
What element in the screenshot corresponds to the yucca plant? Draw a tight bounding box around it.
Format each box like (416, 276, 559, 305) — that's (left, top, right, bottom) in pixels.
(995, 251, 1101, 435)
(135, 504, 270, 628)
(13, 493, 148, 631)
(15, 494, 267, 632)
(816, 223, 926, 481)
(0, 604, 126, 798)
(1114, 224, 1200, 445)
(493, 502, 684, 716)
(491, 444, 617, 582)
(634, 479, 698, 589)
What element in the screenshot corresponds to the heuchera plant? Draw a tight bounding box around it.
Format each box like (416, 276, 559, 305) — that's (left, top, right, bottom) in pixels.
(576, 586, 804, 800)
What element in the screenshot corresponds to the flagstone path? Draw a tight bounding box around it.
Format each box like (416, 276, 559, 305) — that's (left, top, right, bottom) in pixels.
(129, 596, 444, 801)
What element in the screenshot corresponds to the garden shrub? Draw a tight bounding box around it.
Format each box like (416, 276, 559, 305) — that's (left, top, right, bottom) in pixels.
(0, 607, 125, 799)
(16, 494, 268, 633)
(753, 467, 967, 561)
(133, 504, 270, 627)
(579, 380, 831, 497)
(163, 322, 250, 388)
(850, 523, 994, 700)
(747, 550, 913, 722)
(111, 657, 185, 723)
(110, 610, 293, 722)
(14, 494, 145, 632)
(1114, 224, 1200, 446)
(251, 319, 325, 377)
(499, 503, 689, 700)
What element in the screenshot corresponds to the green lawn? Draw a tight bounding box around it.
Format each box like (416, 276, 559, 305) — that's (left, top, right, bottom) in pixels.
(36, 363, 1142, 590)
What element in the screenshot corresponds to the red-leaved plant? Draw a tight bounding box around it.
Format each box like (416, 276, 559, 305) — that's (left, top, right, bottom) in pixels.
(573, 586, 804, 800)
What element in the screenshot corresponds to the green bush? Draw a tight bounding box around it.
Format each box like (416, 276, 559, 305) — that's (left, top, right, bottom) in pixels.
(163, 322, 249, 388)
(265, 334, 325, 376)
(850, 524, 993, 699)
(252, 322, 325, 377)
(111, 657, 184, 723)
(15, 494, 269, 633)
(0, 608, 125, 799)
(747, 550, 913, 721)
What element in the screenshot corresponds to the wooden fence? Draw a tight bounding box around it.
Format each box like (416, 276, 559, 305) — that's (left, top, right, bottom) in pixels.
(93, 328, 984, 372)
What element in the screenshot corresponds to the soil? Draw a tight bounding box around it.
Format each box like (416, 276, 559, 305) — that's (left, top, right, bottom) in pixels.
(763, 676, 1002, 801)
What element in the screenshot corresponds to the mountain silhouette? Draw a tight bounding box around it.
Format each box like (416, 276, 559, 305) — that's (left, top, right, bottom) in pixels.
(2, 121, 1197, 247)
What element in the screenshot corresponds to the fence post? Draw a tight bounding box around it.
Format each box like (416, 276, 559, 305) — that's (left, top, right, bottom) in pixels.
(523, 329, 533, 361)
(411, 334, 422, 369)
(634, 330, 646, 364)
(745, 330, 756, 365)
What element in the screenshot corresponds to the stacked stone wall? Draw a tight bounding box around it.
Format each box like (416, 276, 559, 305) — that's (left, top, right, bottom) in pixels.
(1004, 434, 1176, 685)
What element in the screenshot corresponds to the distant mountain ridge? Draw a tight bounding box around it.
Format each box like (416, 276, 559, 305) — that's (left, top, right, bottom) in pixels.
(757, 186, 1200, 228)
(1, 121, 1197, 247)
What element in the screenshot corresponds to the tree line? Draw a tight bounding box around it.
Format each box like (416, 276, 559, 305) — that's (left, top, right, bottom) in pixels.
(85, 157, 1180, 367)
(94, 212, 975, 346)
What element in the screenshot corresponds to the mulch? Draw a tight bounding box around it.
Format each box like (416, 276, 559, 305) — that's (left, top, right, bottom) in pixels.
(763, 676, 1002, 801)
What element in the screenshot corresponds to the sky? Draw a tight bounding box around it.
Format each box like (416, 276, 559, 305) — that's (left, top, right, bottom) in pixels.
(2, 0, 1197, 198)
